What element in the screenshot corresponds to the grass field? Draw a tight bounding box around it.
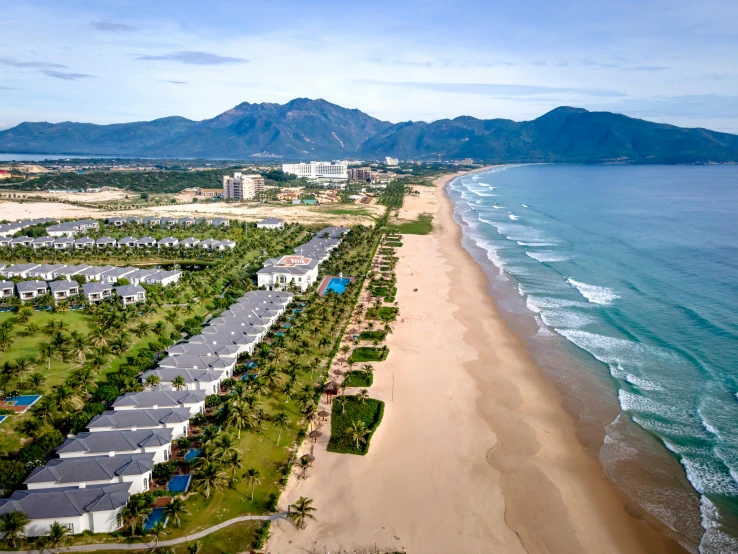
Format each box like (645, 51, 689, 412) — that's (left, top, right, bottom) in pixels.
(386, 213, 434, 235)
(327, 396, 384, 455)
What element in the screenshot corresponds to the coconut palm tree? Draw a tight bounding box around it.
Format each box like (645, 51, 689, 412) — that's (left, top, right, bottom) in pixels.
(164, 497, 189, 527)
(172, 375, 186, 391)
(362, 364, 374, 379)
(223, 450, 243, 484)
(226, 402, 250, 439)
(192, 462, 228, 499)
(243, 467, 261, 502)
(357, 389, 369, 404)
(54, 385, 78, 412)
(28, 372, 45, 391)
(348, 420, 370, 449)
(145, 375, 160, 391)
(288, 496, 317, 530)
(273, 411, 289, 446)
(302, 403, 319, 431)
(147, 520, 166, 549)
(0, 511, 29, 547)
(45, 521, 69, 554)
(297, 454, 312, 479)
(13, 357, 34, 386)
(187, 542, 201, 554)
(133, 321, 151, 339)
(88, 327, 109, 347)
(25, 322, 39, 337)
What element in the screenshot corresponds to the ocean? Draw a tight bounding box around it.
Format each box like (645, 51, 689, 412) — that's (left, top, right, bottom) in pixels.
(447, 164, 738, 554)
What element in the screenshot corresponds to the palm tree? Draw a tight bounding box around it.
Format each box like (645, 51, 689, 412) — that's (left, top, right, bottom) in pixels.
(153, 321, 167, 336)
(226, 403, 250, 439)
(133, 321, 151, 339)
(357, 389, 369, 404)
(223, 450, 243, 483)
(16, 306, 33, 323)
(45, 521, 69, 554)
(88, 327, 109, 347)
(261, 365, 281, 389)
(145, 374, 160, 390)
(28, 372, 45, 391)
(25, 322, 39, 337)
(244, 467, 262, 502)
(362, 364, 374, 379)
(192, 462, 228, 498)
(172, 375, 186, 391)
(273, 411, 289, 446)
(0, 511, 29, 547)
(302, 403, 319, 430)
(147, 520, 166, 549)
(348, 420, 370, 449)
(13, 357, 34, 386)
(54, 385, 78, 412)
(297, 454, 312, 479)
(288, 496, 317, 530)
(164, 497, 189, 527)
(187, 542, 201, 554)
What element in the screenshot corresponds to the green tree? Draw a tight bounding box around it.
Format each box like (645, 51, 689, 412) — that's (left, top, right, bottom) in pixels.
(244, 467, 261, 502)
(172, 375, 186, 391)
(164, 497, 189, 527)
(273, 411, 289, 446)
(192, 462, 228, 499)
(45, 521, 69, 554)
(288, 496, 317, 530)
(0, 511, 29, 548)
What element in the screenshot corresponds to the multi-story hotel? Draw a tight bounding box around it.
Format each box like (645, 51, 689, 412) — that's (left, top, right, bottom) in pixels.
(222, 173, 265, 200)
(282, 161, 348, 181)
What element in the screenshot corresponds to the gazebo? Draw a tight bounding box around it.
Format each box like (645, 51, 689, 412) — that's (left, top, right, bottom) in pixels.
(324, 380, 339, 402)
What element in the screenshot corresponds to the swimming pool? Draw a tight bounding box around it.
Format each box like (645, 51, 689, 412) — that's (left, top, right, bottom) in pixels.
(0, 416, 6, 425)
(184, 448, 202, 462)
(324, 277, 352, 295)
(2, 395, 42, 412)
(167, 474, 191, 493)
(143, 508, 167, 531)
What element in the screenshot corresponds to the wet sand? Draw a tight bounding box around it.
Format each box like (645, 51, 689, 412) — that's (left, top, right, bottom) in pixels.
(267, 171, 679, 553)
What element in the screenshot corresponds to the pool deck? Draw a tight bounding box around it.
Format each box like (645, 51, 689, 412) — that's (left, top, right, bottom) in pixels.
(0, 395, 42, 413)
(317, 275, 356, 296)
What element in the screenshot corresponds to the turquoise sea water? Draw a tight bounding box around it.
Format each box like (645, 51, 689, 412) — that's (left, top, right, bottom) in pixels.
(448, 165, 738, 554)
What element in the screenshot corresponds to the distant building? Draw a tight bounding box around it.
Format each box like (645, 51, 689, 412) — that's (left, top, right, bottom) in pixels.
(222, 173, 265, 200)
(256, 217, 285, 230)
(282, 161, 348, 180)
(385, 156, 399, 167)
(197, 188, 223, 197)
(348, 167, 373, 181)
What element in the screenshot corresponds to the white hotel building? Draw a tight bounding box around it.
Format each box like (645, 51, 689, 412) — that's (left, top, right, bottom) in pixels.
(282, 161, 348, 181)
(223, 173, 265, 200)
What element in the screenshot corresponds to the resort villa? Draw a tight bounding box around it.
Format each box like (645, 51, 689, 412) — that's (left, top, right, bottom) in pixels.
(111, 391, 206, 417)
(16, 281, 48, 302)
(87, 408, 192, 440)
(55, 429, 173, 463)
(114, 284, 146, 305)
(256, 217, 285, 230)
(82, 282, 113, 303)
(48, 280, 80, 301)
(257, 254, 319, 291)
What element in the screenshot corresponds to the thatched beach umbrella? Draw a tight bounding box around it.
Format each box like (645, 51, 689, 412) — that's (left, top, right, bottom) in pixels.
(333, 369, 343, 376)
(309, 430, 322, 442)
(318, 410, 330, 418)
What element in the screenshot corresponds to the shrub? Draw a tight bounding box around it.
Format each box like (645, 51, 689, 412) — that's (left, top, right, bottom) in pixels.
(205, 394, 221, 407)
(153, 462, 175, 481)
(349, 347, 388, 363)
(343, 371, 373, 388)
(252, 521, 271, 550)
(94, 384, 120, 404)
(0, 460, 28, 490)
(266, 492, 279, 513)
(327, 396, 384, 456)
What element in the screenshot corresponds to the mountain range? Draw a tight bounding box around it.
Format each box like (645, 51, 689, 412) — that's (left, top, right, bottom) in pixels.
(1, 98, 737, 164)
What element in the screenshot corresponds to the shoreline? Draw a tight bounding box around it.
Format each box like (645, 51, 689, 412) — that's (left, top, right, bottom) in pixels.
(267, 169, 679, 553)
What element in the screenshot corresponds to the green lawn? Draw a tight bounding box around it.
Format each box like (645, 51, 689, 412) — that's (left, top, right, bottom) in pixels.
(367, 306, 398, 321)
(386, 213, 434, 235)
(343, 370, 373, 388)
(359, 330, 386, 342)
(327, 396, 384, 455)
(349, 346, 387, 363)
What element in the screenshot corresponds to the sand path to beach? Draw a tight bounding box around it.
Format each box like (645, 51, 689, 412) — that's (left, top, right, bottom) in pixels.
(267, 172, 678, 554)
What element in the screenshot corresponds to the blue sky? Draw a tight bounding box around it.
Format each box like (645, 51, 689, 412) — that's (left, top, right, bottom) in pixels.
(2, 0, 738, 132)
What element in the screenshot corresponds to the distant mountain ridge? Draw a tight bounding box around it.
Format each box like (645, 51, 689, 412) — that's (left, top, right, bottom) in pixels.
(1, 98, 737, 164)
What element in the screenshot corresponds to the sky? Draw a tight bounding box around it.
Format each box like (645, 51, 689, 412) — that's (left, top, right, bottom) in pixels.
(2, 0, 738, 132)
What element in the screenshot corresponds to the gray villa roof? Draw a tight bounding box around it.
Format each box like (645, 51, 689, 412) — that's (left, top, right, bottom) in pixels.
(82, 282, 112, 295)
(158, 354, 233, 370)
(0, 483, 131, 519)
(25, 454, 155, 486)
(0, 280, 14, 290)
(115, 284, 145, 297)
(56, 429, 173, 456)
(180, 237, 200, 245)
(96, 236, 117, 245)
(258, 217, 285, 225)
(118, 236, 138, 245)
(87, 408, 191, 430)
(16, 281, 47, 294)
(167, 342, 240, 357)
(137, 236, 157, 245)
(140, 367, 222, 383)
(74, 237, 95, 244)
(112, 390, 206, 410)
(48, 280, 78, 293)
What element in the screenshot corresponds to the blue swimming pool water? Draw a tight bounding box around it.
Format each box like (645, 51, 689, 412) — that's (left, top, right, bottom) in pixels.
(5, 394, 42, 407)
(245, 361, 257, 368)
(167, 474, 191, 493)
(143, 508, 167, 531)
(184, 448, 202, 462)
(326, 277, 351, 294)
(0, 415, 6, 424)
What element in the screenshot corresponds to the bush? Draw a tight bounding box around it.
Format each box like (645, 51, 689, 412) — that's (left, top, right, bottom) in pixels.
(252, 521, 271, 550)
(266, 492, 279, 513)
(205, 394, 221, 407)
(327, 397, 384, 455)
(153, 462, 175, 481)
(0, 459, 28, 490)
(359, 330, 386, 342)
(366, 306, 398, 321)
(343, 371, 373, 388)
(94, 384, 120, 404)
(349, 347, 388, 363)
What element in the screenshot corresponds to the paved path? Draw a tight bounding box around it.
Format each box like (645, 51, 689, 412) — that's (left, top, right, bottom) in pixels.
(2, 513, 288, 554)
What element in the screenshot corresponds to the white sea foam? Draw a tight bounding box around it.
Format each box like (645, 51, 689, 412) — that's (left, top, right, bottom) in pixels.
(522, 204, 530, 208)
(697, 408, 719, 436)
(492, 204, 504, 209)
(517, 241, 557, 247)
(533, 316, 556, 337)
(555, 329, 680, 369)
(680, 455, 738, 496)
(625, 373, 664, 391)
(525, 295, 589, 310)
(525, 251, 571, 263)
(567, 278, 619, 305)
(540, 310, 596, 329)
(699, 496, 738, 554)
(509, 213, 520, 221)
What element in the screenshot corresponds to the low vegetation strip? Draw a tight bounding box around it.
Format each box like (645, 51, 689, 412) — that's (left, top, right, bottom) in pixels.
(386, 213, 433, 235)
(349, 346, 388, 363)
(327, 396, 384, 455)
(342, 371, 373, 388)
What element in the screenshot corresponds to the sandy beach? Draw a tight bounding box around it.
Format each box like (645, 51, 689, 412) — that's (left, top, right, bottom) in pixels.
(268, 171, 680, 554)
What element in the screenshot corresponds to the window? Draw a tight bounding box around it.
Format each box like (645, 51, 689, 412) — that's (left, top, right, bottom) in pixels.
(116, 513, 122, 528)
(63, 522, 74, 532)
(164, 449, 169, 461)
(143, 477, 149, 490)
